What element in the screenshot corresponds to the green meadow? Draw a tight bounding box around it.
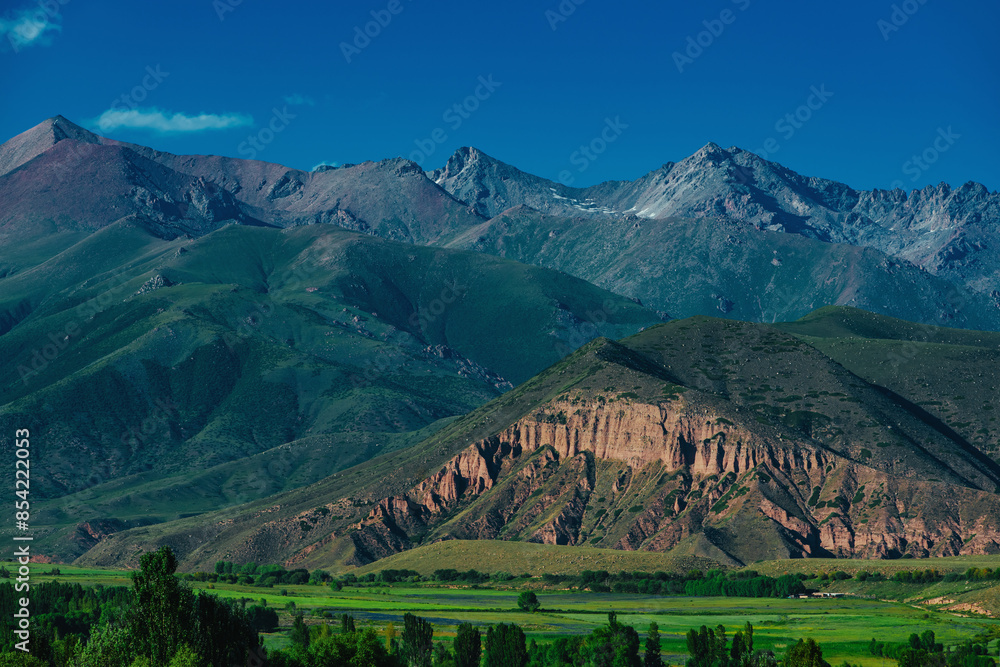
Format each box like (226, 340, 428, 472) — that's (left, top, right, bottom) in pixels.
(12, 562, 1000, 665)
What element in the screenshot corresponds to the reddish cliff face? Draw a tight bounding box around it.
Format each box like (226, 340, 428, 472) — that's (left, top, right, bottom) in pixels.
(348, 396, 1000, 566)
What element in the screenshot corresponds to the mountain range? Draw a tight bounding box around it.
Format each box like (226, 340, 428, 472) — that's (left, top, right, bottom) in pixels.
(0, 117, 997, 569)
(3, 117, 997, 328)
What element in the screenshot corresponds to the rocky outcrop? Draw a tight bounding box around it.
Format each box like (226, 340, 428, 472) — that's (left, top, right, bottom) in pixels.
(73, 518, 159, 552)
(413, 437, 512, 513)
(349, 396, 1000, 566)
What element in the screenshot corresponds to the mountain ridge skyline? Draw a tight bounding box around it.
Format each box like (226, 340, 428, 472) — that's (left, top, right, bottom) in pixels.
(7, 116, 995, 198)
(4, 1, 997, 197)
(4, 114, 999, 330)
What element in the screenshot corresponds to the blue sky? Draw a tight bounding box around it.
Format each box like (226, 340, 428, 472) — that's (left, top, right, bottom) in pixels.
(1, 0, 997, 191)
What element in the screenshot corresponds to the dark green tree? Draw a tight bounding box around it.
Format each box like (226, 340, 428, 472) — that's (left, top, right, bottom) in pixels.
(946, 641, 995, 667)
(307, 627, 400, 667)
(454, 623, 482, 667)
(129, 546, 189, 665)
(783, 639, 831, 667)
(77, 547, 259, 667)
(582, 613, 641, 667)
(342, 613, 357, 634)
(432, 642, 454, 666)
(0, 654, 49, 666)
(897, 649, 946, 667)
(402, 613, 434, 667)
(289, 614, 310, 650)
(247, 605, 279, 632)
(644, 621, 663, 667)
(484, 623, 528, 667)
(920, 630, 942, 653)
(686, 625, 726, 667)
(730, 622, 754, 667)
(187, 590, 259, 665)
(544, 637, 585, 667)
(517, 591, 541, 613)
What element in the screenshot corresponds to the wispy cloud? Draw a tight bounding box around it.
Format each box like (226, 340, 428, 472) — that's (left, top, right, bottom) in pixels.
(94, 107, 253, 134)
(284, 94, 315, 107)
(311, 160, 340, 171)
(0, 6, 62, 51)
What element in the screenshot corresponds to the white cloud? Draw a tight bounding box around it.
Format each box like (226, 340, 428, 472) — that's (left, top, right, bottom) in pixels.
(93, 108, 253, 134)
(311, 161, 340, 171)
(284, 94, 316, 106)
(0, 6, 62, 51)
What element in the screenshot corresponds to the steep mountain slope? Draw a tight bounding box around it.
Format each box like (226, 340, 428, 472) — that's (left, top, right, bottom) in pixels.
(0, 220, 662, 561)
(443, 207, 1000, 329)
(72, 309, 1000, 570)
(774, 306, 1000, 463)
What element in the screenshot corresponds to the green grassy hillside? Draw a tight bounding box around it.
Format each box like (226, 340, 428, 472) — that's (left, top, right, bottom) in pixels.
(444, 209, 1000, 330)
(0, 220, 662, 561)
(351, 539, 721, 576)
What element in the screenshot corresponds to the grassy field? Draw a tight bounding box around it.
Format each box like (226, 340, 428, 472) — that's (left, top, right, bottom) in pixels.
(750, 555, 1000, 577)
(122, 585, 1000, 665)
(351, 540, 723, 577)
(10, 561, 1000, 665)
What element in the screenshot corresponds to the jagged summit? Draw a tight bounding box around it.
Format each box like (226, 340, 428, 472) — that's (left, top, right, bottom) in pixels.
(693, 140, 725, 156)
(428, 145, 588, 218)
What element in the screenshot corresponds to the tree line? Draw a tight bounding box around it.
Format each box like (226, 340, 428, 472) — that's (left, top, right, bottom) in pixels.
(869, 631, 995, 667)
(269, 610, 844, 667)
(181, 561, 1000, 594)
(328, 567, 811, 599)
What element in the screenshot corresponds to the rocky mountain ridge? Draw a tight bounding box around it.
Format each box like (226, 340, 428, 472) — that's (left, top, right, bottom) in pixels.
(432, 142, 999, 294)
